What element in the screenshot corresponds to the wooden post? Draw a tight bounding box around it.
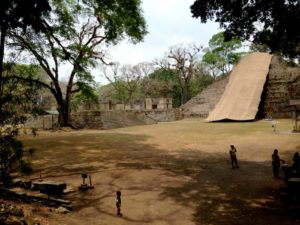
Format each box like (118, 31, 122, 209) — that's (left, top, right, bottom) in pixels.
(296, 107, 298, 131)
(89, 175, 92, 186)
(289, 100, 300, 132)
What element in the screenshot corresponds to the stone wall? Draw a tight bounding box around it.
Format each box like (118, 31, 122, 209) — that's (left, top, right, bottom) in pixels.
(71, 110, 178, 129)
(24, 114, 58, 129)
(143, 110, 176, 122)
(99, 111, 155, 129)
(24, 109, 180, 130)
(100, 98, 173, 111)
(261, 57, 300, 118)
(71, 111, 103, 129)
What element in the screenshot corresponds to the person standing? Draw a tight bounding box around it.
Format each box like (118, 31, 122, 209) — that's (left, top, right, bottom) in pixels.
(116, 191, 122, 216)
(292, 152, 300, 168)
(272, 149, 281, 178)
(229, 145, 239, 168)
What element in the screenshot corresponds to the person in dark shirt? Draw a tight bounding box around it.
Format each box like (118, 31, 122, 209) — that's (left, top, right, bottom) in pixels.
(292, 152, 300, 168)
(116, 191, 122, 216)
(272, 149, 282, 178)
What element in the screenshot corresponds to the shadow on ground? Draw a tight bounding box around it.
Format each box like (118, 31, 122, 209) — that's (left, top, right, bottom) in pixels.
(22, 132, 300, 225)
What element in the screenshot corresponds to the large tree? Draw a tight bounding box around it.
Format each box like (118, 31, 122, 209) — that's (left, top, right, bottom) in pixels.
(190, 0, 300, 60)
(144, 68, 182, 107)
(0, 1, 51, 186)
(10, 0, 147, 127)
(0, 0, 50, 83)
(0, 64, 43, 186)
(202, 32, 243, 79)
(166, 44, 202, 105)
(102, 62, 152, 103)
(191, 62, 214, 96)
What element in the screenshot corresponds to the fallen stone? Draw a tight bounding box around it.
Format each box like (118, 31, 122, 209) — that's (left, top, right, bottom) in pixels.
(55, 206, 70, 214)
(32, 181, 66, 196)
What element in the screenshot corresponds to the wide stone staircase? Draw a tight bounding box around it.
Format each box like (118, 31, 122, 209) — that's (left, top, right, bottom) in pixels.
(181, 76, 229, 118)
(98, 111, 157, 129)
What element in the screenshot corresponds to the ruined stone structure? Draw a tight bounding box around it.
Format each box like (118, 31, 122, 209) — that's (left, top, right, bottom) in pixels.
(181, 76, 229, 118)
(24, 114, 59, 129)
(182, 55, 300, 120)
(144, 98, 173, 110)
(261, 57, 300, 118)
(100, 98, 173, 111)
(71, 109, 179, 129)
(25, 109, 181, 130)
(207, 52, 272, 121)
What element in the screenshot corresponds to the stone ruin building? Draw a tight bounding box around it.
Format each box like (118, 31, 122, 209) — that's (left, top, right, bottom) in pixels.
(181, 52, 300, 121)
(25, 97, 177, 130)
(100, 97, 173, 111)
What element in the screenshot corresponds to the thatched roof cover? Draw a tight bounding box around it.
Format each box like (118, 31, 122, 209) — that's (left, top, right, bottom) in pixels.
(207, 52, 272, 121)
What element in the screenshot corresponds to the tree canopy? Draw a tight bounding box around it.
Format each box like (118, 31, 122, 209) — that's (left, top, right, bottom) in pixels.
(0, 0, 50, 31)
(102, 62, 151, 102)
(0, 0, 51, 82)
(10, 0, 147, 127)
(202, 32, 243, 78)
(190, 0, 300, 60)
(0, 1, 51, 186)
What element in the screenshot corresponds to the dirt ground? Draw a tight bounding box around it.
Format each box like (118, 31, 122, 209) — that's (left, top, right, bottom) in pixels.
(16, 118, 300, 225)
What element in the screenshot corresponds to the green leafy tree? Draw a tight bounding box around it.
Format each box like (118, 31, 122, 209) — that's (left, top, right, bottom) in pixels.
(191, 62, 214, 96)
(72, 85, 99, 111)
(0, 0, 50, 187)
(98, 83, 121, 102)
(0, 64, 42, 186)
(202, 32, 243, 79)
(102, 62, 152, 103)
(0, 129, 35, 186)
(0, 0, 50, 83)
(166, 44, 202, 105)
(190, 0, 300, 60)
(10, 0, 147, 127)
(250, 43, 270, 53)
(144, 63, 213, 107)
(145, 68, 181, 107)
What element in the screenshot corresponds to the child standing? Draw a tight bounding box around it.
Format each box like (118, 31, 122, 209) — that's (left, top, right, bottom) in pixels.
(116, 191, 122, 216)
(229, 145, 239, 168)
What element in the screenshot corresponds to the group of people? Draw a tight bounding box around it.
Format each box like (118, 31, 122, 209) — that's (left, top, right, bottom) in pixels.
(272, 150, 300, 180)
(229, 145, 300, 181)
(271, 149, 300, 179)
(115, 147, 299, 217)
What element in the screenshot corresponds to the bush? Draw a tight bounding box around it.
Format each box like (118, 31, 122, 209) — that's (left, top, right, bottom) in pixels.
(0, 128, 33, 187)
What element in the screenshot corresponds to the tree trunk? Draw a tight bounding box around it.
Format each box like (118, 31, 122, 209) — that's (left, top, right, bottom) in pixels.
(0, 167, 11, 187)
(0, 25, 7, 95)
(57, 85, 73, 127)
(180, 86, 185, 106)
(57, 101, 71, 127)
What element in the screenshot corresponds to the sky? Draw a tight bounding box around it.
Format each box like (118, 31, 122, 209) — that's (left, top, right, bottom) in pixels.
(108, 0, 220, 66)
